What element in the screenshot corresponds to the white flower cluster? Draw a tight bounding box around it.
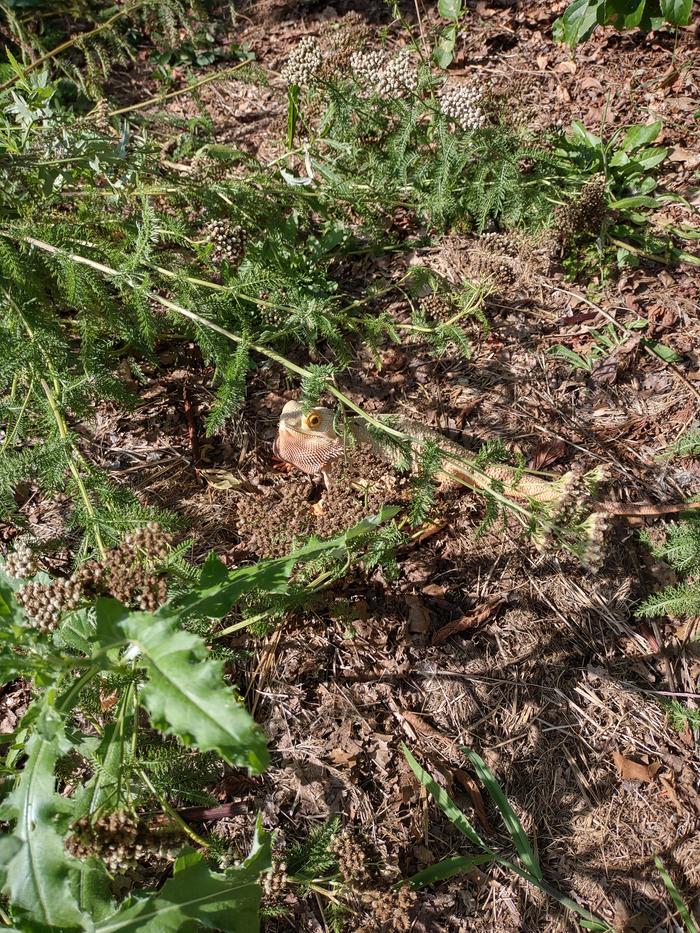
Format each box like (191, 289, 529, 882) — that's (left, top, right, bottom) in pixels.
(439, 84, 485, 131)
(4, 540, 37, 580)
(349, 49, 386, 86)
(281, 36, 323, 87)
(350, 49, 417, 97)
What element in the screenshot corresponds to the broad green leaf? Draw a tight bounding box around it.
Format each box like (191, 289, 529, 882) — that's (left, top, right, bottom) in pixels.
(621, 121, 661, 151)
(94, 597, 130, 647)
(95, 819, 270, 933)
(604, 0, 648, 28)
(173, 522, 391, 622)
(76, 857, 114, 923)
(552, 0, 603, 47)
(633, 146, 668, 170)
(205, 144, 248, 162)
(120, 613, 269, 772)
(171, 554, 295, 621)
(570, 120, 601, 148)
(407, 853, 494, 888)
(609, 195, 659, 209)
(643, 339, 680, 362)
(433, 24, 457, 69)
(0, 730, 85, 929)
(659, 0, 692, 23)
(60, 607, 97, 655)
(402, 745, 487, 848)
(438, 0, 462, 19)
(463, 748, 542, 881)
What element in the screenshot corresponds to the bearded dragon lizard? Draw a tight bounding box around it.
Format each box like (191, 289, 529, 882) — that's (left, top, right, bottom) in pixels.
(274, 401, 700, 518)
(274, 400, 569, 504)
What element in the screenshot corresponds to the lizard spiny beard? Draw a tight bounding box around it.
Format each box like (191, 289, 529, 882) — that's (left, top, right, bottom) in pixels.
(275, 427, 342, 475)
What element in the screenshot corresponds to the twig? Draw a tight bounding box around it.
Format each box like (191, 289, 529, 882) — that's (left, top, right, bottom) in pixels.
(182, 381, 201, 466)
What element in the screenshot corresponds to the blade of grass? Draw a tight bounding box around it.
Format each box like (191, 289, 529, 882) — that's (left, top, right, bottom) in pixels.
(463, 748, 542, 882)
(401, 744, 489, 850)
(403, 746, 612, 931)
(405, 854, 494, 889)
(654, 856, 699, 933)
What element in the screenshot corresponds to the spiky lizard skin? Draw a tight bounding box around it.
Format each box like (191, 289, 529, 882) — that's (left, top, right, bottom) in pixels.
(275, 401, 566, 504)
(349, 416, 564, 504)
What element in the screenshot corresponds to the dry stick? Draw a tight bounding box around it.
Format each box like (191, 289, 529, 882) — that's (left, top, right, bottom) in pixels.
(540, 281, 700, 403)
(17, 236, 699, 519)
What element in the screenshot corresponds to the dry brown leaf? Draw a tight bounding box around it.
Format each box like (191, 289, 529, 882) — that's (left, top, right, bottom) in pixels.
(659, 774, 683, 815)
(415, 520, 447, 543)
(432, 597, 504, 645)
(422, 583, 446, 597)
(612, 750, 660, 784)
(99, 689, 119, 712)
(453, 768, 493, 834)
(529, 440, 568, 471)
(405, 595, 432, 634)
(400, 709, 442, 739)
(199, 468, 244, 490)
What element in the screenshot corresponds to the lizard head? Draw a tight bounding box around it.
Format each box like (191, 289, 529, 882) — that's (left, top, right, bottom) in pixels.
(274, 401, 341, 475)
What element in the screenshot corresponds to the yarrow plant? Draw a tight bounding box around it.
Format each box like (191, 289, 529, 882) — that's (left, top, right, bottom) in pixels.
(281, 35, 324, 87)
(349, 49, 419, 97)
(439, 84, 486, 131)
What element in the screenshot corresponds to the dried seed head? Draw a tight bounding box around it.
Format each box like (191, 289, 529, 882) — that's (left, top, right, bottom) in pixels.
(330, 828, 370, 882)
(236, 482, 315, 558)
(478, 231, 519, 256)
(205, 220, 247, 266)
(553, 173, 607, 246)
(262, 859, 289, 900)
(581, 511, 610, 573)
(91, 99, 110, 134)
(17, 578, 84, 632)
(419, 293, 454, 322)
(66, 812, 183, 873)
(361, 885, 416, 931)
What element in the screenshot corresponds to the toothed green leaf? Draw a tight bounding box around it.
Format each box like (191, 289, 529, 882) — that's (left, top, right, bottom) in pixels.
(120, 612, 269, 772)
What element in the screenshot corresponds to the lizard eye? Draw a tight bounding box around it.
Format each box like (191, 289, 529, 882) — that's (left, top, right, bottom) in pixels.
(306, 413, 321, 429)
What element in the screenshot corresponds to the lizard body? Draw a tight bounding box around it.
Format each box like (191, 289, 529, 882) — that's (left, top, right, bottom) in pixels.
(275, 401, 567, 504)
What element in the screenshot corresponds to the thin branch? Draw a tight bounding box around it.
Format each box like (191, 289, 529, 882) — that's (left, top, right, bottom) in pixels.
(0, 1, 149, 93)
(107, 60, 253, 118)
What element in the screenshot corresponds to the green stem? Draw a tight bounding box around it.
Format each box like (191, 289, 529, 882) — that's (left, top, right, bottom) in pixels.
(40, 378, 107, 559)
(0, 1, 149, 92)
(1, 377, 33, 452)
(56, 664, 103, 714)
(135, 765, 210, 848)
